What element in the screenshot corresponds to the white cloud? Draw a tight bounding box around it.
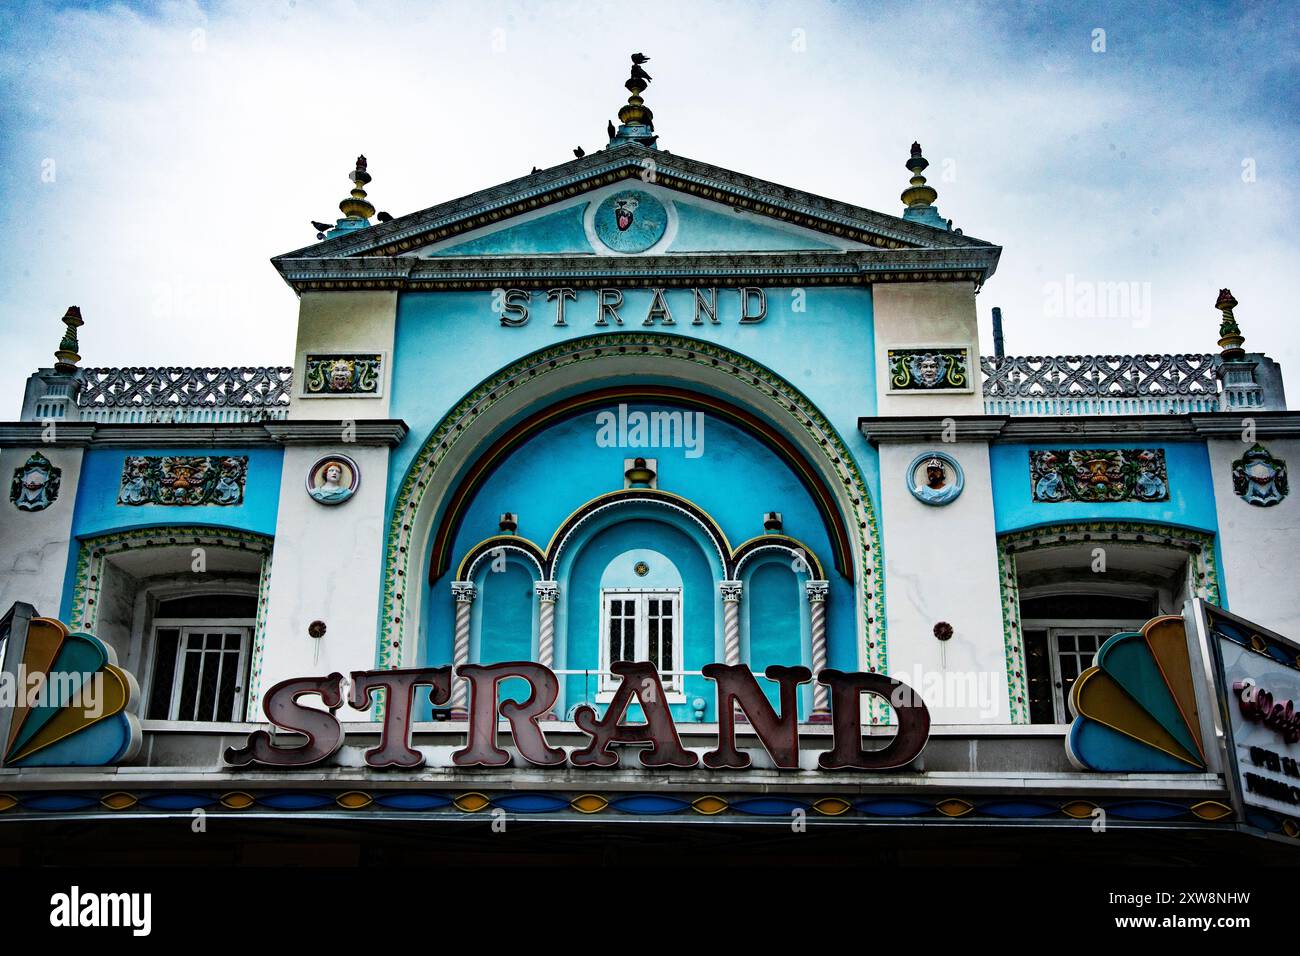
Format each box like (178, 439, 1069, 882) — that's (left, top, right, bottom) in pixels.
(0, 0, 1295, 410)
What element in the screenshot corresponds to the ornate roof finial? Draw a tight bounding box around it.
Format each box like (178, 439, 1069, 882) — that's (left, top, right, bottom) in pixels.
(53, 306, 83, 373)
(609, 53, 659, 149)
(326, 155, 377, 237)
(1216, 288, 1246, 361)
(900, 141, 947, 229)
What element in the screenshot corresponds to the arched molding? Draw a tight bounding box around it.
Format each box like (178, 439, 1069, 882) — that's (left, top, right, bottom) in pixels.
(996, 520, 1219, 725)
(381, 332, 884, 677)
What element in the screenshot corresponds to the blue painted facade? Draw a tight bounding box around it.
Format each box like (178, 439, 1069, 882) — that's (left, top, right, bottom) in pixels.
(70, 446, 283, 541)
(990, 441, 1220, 535)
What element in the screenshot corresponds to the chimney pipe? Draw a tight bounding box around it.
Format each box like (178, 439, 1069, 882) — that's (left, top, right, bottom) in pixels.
(991, 307, 1005, 360)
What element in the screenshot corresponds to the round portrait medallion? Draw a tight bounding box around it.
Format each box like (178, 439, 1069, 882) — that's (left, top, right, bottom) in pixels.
(906, 451, 964, 507)
(305, 454, 360, 506)
(592, 189, 670, 253)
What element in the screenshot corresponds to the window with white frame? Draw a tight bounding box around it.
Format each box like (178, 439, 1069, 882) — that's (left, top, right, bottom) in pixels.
(145, 594, 256, 722)
(1021, 592, 1153, 723)
(599, 588, 682, 697)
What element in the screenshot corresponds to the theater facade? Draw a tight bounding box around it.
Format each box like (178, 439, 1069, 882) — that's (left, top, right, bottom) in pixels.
(1, 62, 1298, 862)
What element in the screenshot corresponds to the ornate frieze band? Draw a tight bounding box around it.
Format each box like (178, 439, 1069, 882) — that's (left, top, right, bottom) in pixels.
(0, 788, 1239, 829)
(118, 455, 248, 507)
(1029, 448, 1168, 503)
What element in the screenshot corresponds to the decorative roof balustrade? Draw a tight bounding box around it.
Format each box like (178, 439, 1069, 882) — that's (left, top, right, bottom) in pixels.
(980, 354, 1222, 416)
(74, 367, 293, 423)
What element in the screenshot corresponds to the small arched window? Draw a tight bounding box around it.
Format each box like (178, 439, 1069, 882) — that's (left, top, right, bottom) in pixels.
(598, 549, 683, 699)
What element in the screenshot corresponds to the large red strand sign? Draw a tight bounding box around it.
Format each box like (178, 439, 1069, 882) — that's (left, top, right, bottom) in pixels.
(225, 662, 930, 771)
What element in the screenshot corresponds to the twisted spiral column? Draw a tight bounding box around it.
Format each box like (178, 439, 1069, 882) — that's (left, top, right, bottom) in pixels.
(720, 581, 743, 666)
(450, 582, 476, 719)
(806, 580, 830, 722)
(535, 581, 559, 719)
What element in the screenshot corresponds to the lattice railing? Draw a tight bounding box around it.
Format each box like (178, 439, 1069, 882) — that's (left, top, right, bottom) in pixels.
(75, 367, 294, 423)
(980, 354, 1221, 415)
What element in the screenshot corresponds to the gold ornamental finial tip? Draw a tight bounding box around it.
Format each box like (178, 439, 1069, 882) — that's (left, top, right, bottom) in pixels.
(338, 153, 375, 222)
(54, 305, 84, 373)
(610, 53, 658, 147)
(1216, 287, 1245, 359)
(901, 141, 937, 209)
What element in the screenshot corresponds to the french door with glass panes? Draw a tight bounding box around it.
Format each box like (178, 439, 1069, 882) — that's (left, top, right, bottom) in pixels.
(599, 588, 681, 696)
(149, 621, 251, 722)
(1046, 623, 1143, 723)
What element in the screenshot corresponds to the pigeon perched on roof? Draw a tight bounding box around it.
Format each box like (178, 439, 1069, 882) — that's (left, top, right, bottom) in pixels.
(376, 211, 393, 223)
(573, 146, 585, 158)
(607, 120, 616, 141)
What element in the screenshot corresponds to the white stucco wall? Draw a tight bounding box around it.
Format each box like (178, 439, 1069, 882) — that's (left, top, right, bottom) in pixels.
(878, 440, 1010, 723)
(289, 291, 398, 421)
(872, 281, 984, 416)
(1206, 436, 1300, 637)
(257, 443, 390, 708)
(0, 445, 83, 619)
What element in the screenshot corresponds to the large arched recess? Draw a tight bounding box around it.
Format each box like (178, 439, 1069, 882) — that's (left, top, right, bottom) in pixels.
(380, 333, 885, 680)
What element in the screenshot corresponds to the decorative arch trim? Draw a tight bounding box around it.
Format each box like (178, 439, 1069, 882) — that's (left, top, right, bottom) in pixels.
(453, 491, 826, 586)
(995, 520, 1219, 725)
(381, 332, 883, 681)
(67, 525, 275, 713)
(426, 384, 853, 584)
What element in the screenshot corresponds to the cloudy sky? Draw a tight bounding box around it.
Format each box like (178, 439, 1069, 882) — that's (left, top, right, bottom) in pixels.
(1, 0, 1296, 413)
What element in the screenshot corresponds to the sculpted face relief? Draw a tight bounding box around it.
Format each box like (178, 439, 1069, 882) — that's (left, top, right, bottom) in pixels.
(226, 661, 931, 772)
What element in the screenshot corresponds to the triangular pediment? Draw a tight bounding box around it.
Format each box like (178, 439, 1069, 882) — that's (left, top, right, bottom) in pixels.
(274, 144, 995, 262)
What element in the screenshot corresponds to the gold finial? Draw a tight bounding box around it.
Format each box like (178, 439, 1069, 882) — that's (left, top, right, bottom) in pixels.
(1216, 288, 1246, 360)
(53, 306, 83, 373)
(338, 154, 375, 222)
(610, 53, 658, 147)
(901, 142, 939, 210)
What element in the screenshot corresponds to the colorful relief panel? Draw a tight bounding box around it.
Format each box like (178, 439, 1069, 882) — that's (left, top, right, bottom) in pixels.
(118, 455, 248, 507)
(2, 617, 142, 767)
(303, 353, 383, 395)
(1030, 448, 1168, 503)
(887, 347, 971, 392)
(9, 451, 61, 512)
(1232, 443, 1288, 507)
(1066, 615, 1206, 773)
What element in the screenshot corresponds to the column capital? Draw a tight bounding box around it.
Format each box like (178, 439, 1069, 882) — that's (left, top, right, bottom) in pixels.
(535, 580, 559, 602)
(719, 580, 743, 602)
(451, 581, 477, 603)
(805, 579, 829, 602)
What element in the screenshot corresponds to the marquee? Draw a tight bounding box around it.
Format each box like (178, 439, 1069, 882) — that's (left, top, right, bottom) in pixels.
(225, 661, 931, 772)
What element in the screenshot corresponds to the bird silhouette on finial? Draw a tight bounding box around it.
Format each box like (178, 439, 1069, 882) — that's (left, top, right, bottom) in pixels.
(630, 62, 652, 82)
(631, 53, 650, 64)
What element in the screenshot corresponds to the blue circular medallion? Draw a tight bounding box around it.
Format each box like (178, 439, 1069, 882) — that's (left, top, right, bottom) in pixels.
(906, 451, 964, 507)
(593, 190, 668, 253)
